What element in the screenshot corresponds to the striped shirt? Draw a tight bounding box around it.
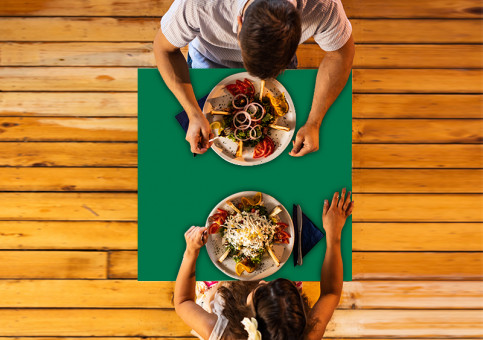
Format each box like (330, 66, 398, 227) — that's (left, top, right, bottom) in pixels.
(161, 0, 352, 68)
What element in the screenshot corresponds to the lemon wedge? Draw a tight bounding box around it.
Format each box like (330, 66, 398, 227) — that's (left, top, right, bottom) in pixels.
(235, 262, 245, 276)
(210, 121, 223, 134)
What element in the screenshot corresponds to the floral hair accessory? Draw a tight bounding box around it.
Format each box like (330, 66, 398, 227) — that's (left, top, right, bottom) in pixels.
(241, 317, 262, 340)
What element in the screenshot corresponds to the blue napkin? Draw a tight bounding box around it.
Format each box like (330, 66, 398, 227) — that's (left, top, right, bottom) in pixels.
(175, 94, 209, 132)
(293, 204, 325, 266)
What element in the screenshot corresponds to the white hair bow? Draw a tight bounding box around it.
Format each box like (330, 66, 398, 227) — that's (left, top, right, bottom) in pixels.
(241, 317, 262, 340)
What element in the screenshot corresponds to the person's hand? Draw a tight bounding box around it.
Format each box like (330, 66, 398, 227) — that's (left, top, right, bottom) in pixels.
(186, 113, 213, 154)
(322, 188, 353, 242)
(289, 123, 320, 157)
(184, 226, 208, 257)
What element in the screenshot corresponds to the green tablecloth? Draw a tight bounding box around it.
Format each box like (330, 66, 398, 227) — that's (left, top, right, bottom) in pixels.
(138, 68, 352, 281)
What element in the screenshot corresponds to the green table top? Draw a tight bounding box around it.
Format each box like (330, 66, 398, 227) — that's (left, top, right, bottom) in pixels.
(138, 68, 352, 281)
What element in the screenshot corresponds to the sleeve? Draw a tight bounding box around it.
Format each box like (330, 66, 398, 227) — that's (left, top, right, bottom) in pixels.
(313, 0, 352, 52)
(160, 0, 200, 48)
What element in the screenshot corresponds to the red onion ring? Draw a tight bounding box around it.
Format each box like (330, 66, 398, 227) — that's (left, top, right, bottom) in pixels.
(232, 94, 248, 109)
(249, 125, 262, 140)
(234, 128, 251, 141)
(245, 102, 265, 122)
(233, 111, 251, 129)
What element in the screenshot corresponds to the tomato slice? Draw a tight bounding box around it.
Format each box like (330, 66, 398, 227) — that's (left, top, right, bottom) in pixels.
(277, 230, 291, 239)
(263, 136, 275, 157)
(244, 78, 255, 96)
(253, 139, 267, 158)
(217, 208, 228, 219)
(208, 223, 220, 234)
(225, 84, 239, 96)
(277, 222, 288, 229)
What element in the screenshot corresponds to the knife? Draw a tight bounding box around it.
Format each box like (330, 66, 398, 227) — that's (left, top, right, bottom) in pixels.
(296, 204, 303, 266)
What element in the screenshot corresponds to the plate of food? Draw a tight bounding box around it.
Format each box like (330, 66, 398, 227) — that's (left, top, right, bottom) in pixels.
(205, 191, 294, 280)
(203, 72, 296, 166)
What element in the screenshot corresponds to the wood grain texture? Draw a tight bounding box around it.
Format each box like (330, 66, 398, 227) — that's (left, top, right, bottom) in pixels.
(353, 119, 483, 143)
(0, 142, 137, 167)
(0, 193, 137, 221)
(353, 94, 483, 118)
(353, 144, 483, 168)
(0, 117, 137, 141)
(353, 223, 483, 251)
(0, 168, 138, 191)
(0, 92, 137, 117)
(353, 69, 483, 93)
(0, 67, 137, 91)
(2, 43, 482, 69)
(1, 17, 481, 43)
(0, 0, 481, 18)
(352, 194, 483, 222)
(353, 169, 483, 193)
(0, 280, 480, 309)
(353, 252, 483, 280)
(0, 251, 107, 279)
(0, 221, 137, 249)
(108, 250, 483, 280)
(0, 309, 479, 337)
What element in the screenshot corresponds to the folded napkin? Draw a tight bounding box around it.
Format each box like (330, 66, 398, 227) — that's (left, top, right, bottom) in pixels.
(293, 204, 325, 266)
(175, 94, 209, 148)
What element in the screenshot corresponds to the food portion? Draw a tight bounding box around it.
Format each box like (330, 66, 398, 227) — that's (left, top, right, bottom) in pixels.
(211, 78, 290, 159)
(208, 192, 291, 276)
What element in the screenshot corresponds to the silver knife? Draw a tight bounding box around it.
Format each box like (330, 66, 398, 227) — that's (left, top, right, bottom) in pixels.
(296, 204, 303, 266)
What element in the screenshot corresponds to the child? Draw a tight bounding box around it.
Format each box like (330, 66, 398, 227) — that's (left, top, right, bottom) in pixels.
(174, 189, 353, 339)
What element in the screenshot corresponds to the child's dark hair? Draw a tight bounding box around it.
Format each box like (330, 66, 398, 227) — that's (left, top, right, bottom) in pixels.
(253, 278, 309, 339)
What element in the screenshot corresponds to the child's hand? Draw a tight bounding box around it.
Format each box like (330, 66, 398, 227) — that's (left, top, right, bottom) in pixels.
(184, 226, 208, 256)
(322, 188, 353, 242)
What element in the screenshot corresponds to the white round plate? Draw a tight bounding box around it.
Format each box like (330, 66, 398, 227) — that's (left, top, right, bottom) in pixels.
(203, 72, 296, 166)
(205, 191, 294, 281)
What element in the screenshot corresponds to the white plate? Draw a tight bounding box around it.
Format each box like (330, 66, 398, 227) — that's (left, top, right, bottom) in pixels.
(205, 191, 294, 281)
(203, 72, 296, 166)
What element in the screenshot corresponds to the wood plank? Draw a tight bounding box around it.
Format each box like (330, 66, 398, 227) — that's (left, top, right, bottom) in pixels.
(0, 0, 481, 18)
(0, 309, 479, 337)
(0, 142, 137, 167)
(299, 44, 483, 69)
(353, 144, 483, 168)
(109, 250, 483, 280)
(352, 194, 483, 222)
(353, 94, 483, 118)
(353, 119, 483, 143)
(0, 67, 137, 92)
(353, 69, 483, 93)
(3, 68, 482, 93)
(353, 169, 483, 193)
(0, 168, 137, 191)
(352, 19, 483, 43)
(109, 251, 137, 279)
(0, 251, 107, 279)
(0, 117, 137, 141)
(353, 252, 483, 280)
(353, 223, 483, 251)
(0, 221, 137, 249)
(0, 280, 481, 309)
(0, 92, 137, 117)
(0, 193, 137, 221)
(0, 18, 481, 43)
(2, 43, 482, 69)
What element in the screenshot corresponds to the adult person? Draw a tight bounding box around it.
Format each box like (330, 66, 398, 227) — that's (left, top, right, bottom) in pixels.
(154, 0, 354, 156)
(174, 189, 353, 339)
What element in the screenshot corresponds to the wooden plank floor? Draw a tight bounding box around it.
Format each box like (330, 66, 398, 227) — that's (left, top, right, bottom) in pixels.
(0, 0, 482, 338)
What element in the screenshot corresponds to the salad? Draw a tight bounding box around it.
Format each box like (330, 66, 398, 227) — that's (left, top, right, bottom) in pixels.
(207, 192, 291, 276)
(210, 78, 290, 159)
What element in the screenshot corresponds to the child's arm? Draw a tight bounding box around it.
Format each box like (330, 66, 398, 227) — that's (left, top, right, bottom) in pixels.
(174, 226, 217, 339)
(305, 189, 353, 340)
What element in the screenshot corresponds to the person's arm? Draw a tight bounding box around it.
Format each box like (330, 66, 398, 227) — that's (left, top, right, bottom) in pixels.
(305, 189, 353, 340)
(289, 35, 354, 157)
(153, 29, 213, 154)
(174, 226, 217, 339)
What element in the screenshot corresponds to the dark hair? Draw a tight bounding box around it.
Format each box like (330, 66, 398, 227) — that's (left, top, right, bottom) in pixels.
(239, 0, 301, 79)
(253, 278, 309, 339)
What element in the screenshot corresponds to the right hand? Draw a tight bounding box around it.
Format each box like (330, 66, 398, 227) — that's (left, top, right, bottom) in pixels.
(322, 188, 353, 241)
(186, 113, 213, 154)
(184, 226, 208, 256)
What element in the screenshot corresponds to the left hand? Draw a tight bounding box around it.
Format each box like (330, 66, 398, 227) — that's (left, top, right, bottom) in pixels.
(184, 226, 208, 255)
(289, 123, 320, 157)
